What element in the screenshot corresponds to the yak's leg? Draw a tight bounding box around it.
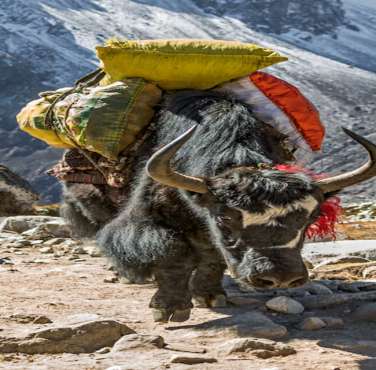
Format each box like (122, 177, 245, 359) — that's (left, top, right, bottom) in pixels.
(190, 249, 227, 308)
(150, 254, 196, 323)
(61, 183, 116, 238)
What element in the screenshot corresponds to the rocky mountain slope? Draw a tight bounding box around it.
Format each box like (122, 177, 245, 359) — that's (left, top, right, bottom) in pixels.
(1, 0, 375, 202)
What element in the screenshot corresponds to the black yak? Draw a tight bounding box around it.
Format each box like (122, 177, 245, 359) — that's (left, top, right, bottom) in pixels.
(61, 90, 376, 322)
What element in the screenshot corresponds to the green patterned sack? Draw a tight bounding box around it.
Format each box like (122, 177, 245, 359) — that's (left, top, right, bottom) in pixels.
(17, 78, 162, 160)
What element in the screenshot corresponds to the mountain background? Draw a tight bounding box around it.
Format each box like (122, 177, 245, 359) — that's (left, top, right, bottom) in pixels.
(1, 0, 376, 203)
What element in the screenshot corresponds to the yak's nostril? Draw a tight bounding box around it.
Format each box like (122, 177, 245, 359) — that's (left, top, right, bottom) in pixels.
(286, 276, 308, 288)
(249, 276, 278, 289)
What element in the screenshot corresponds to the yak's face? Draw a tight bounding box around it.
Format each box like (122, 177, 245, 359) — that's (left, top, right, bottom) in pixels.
(146, 125, 376, 290)
(197, 167, 324, 289)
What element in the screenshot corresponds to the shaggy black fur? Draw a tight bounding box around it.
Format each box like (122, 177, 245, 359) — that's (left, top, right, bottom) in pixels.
(62, 90, 325, 321)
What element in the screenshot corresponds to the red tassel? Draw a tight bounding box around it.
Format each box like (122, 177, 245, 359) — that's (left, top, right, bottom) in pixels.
(274, 164, 342, 240)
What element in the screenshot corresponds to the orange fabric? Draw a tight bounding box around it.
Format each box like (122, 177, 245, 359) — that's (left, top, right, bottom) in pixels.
(249, 72, 325, 151)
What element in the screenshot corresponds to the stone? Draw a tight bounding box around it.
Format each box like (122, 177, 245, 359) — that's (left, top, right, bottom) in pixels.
(39, 246, 53, 254)
(227, 296, 263, 306)
(9, 314, 52, 324)
(321, 317, 344, 329)
(211, 311, 287, 339)
(96, 347, 111, 354)
(352, 303, 376, 321)
(0, 319, 135, 354)
(300, 317, 327, 330)
(299, 290, 376, 309)
(0, 216, 59, 234)
(29, 240, 45, 246)
(43, 238, 66, 247)
(33, 316, 53, 325)
(104, 276, 119, 283)
(266, 296, 304, 314)
(217, 337, 296, 358)
(83, 245, 102, 257)
(70, 246, 86, 254)
(304, 282, 333, 295)
(362, 266, 376, 278)
(164, 343, 206, 354)
(112, 334, 164, 351)
(169, 355, 217, 364)
(59, 239, 80, 248)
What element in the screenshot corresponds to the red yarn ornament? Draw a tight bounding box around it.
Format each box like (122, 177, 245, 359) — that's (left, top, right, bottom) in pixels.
(274, 164, 342, 240)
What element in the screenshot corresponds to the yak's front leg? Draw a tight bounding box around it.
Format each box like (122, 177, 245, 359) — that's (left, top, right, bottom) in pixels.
(150, 254, 196, 323)
(190, 248, 227, 308)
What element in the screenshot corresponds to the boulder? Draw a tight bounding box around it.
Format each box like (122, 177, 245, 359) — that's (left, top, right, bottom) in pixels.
(0, 319, 135, 354)
(0, 165, 39, 216)
(0, 216, 59, 234)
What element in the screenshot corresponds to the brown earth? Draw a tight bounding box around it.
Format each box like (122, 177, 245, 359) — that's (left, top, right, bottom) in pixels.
(1, 240, 376, 370)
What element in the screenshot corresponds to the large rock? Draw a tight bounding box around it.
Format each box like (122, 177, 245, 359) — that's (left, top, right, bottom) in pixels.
(0, 216, 62, 234)
(0, 319, 135, 354)
(22, 220, 71, 239)
(0, 165, 39, 216)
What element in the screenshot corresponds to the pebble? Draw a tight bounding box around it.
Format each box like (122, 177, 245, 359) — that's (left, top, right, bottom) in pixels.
(83, 245, 102, 257)
(266, 296, 304, 314)
(112, 334, 164, 351)
(104, 276, 119, 283)
(217, 337, 296, 357)
(96, 347, 111, 354)
(305, 282, 333, 295)
(40, 246, 54, 254)
(321, 317, 344, 328)
(43, 238, 66, 247)
(227, 296, 263, 306)
(164, 343, 206, 354)
(71, 246, 86, 255)
(169, 355, 217, 364)
(300, 317, 327, 330)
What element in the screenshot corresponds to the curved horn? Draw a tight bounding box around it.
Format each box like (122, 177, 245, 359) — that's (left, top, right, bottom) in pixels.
(146, 126, 208, 193)
(317, 127, 376, 194)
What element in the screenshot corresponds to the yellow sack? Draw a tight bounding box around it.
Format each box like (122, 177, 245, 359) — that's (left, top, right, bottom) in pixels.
(96, 39, 288, 90)
(17, 79, 162, 160)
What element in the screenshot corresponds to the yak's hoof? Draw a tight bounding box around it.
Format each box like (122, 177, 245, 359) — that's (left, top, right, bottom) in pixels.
(170, 308, 191, 322)
(193, 294, 227, 308)
(152, 308, 191, 323)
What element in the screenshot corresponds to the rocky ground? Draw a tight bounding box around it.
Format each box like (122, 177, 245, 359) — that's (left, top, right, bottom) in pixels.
(0, 215, 376, 370)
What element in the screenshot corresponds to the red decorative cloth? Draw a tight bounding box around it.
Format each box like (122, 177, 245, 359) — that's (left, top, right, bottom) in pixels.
(250, 72, 325, 151)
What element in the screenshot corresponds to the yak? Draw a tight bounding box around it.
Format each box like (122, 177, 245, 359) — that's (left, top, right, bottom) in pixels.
(61, 90, 376, 322)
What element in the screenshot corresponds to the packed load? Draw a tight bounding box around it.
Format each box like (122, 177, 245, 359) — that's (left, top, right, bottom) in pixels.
(17, 72, 161, 160)
(16, 38, 326, 189)
(96, 39, 287, 89)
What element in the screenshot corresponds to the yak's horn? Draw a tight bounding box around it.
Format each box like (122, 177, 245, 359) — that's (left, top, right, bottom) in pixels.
(317, 128, 376, 194)
(146, 126, 208, 193)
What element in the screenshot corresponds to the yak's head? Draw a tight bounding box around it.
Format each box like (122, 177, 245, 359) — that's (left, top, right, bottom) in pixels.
(147, 126, 376, 289)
